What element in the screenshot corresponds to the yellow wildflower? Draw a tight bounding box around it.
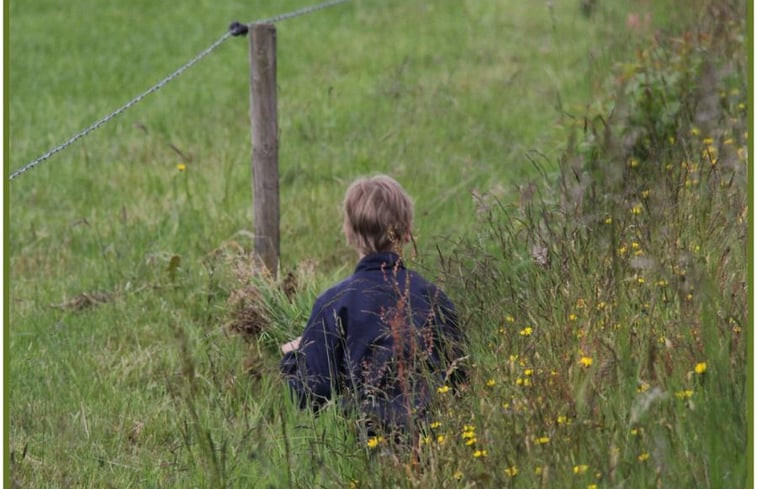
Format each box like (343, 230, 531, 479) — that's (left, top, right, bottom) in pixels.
(579, 356, 593, 368)
(176, 163, 187, 171)
(569, 313, 578, 321)
(453, 471, 463, 480)
(524, 369, 533, 376)
(486, 379, 496, 387)
(437, 385, 450, 394)
(437, 434, 446, 444)
(366, 436, 382, 449)
(574, 465, 589, 475)
(505, 314, 515, 323)
(588, 485, 598, 489)
(675, 389, 694, 399)
(519, 327, 533, 336)
(631, 204, 643, 215)
(604, 216, 613, 224)
(430, 421, 442, 429)
(536, 436, 550, 444)
(473, 449, 487, 458)
(465, 437, 477, 446)
(638, 452, 650, 462)
(695, 362, 707, 374)
(504, 466, 518, 477)
(534, 466, 542, 475)
(557, 415, 568, 425)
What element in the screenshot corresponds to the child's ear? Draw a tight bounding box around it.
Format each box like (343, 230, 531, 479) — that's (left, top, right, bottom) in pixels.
(403, 226, 413, 243)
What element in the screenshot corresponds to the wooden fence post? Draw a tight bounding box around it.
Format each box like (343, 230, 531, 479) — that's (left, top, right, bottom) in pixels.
(249, 23, 279, 276)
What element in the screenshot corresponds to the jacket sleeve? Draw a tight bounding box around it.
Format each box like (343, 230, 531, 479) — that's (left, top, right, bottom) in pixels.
(280, 297, 344, 411)
(433, 291, 468, 387)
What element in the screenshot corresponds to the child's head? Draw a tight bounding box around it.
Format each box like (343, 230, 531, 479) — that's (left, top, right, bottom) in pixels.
(343, 175, 414, 256)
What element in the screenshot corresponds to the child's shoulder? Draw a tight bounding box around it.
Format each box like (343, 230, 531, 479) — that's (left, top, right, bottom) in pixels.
(405, 267, 442, 289)
(312, 272, 368, 307)
(315, 276, 352, 303)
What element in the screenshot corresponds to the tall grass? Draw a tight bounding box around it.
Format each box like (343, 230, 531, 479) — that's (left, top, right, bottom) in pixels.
(435, 2, 749, 487)
(7, 0, 748, 488)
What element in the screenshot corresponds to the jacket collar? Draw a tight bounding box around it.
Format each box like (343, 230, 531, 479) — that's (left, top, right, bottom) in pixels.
(354, 252, 404, 273)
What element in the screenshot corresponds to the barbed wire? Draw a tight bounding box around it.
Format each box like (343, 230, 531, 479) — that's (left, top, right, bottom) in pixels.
(9, 0, 353, 181)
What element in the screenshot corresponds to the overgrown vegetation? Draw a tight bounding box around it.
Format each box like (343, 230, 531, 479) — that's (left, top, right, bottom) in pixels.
(435, 3, 749, 486)
(8, 0, 748, 488)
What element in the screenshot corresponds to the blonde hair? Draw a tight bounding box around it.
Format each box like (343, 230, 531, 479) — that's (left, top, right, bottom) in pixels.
(343, 175, 414, 255)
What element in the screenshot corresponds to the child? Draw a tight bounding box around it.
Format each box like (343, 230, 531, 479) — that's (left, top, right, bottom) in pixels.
(280, 175, 466, 438)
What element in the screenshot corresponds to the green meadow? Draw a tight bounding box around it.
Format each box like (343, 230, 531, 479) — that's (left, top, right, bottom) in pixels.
(7, 0, 749, 487)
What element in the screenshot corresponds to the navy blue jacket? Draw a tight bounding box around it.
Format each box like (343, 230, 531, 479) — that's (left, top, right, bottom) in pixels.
(280, 252, 465, 431)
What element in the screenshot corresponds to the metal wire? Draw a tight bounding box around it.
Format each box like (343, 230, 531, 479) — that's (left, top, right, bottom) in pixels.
(10, 0, 353, 181)
(9, 31, 233, 181)
(255, 0, 352, 24)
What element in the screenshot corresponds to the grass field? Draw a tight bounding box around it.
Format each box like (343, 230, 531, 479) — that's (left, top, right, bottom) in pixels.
(7, 0, 749, 487)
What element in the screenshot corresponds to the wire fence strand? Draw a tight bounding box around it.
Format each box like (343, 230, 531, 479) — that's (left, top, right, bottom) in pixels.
(9, 32, 233, 181)
(256, 0, 351, 24)
(9, 0, 353, 181)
